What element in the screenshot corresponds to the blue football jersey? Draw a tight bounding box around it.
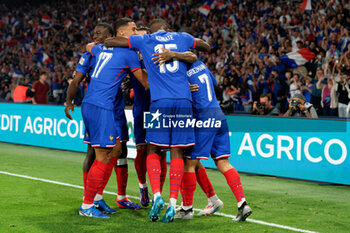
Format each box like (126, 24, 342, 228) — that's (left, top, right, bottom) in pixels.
(76, 52, 96, 76)
(128, 31, 196, 102)
(187, 61, 225, 120)
(83, 44, 141, 110)
(129, 71, 150, 107)
(130, 51, 150, 107)
(115, 85, 125, 110)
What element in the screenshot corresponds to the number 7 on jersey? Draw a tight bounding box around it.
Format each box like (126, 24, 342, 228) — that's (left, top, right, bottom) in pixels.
(198, 74, 213, 102)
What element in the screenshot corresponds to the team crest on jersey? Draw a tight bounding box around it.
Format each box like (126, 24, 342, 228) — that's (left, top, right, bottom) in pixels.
(85, 132, 89, 137)
(79, 57, 85, 65)
(109, 135, 114, 141)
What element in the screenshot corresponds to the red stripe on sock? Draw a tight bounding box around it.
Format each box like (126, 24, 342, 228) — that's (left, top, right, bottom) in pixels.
(223, 168, 245, 203)
(181, 172, 196, 206)
(169, 158, 184, 199)
(83, 171, 88, 190)
(160, 151, 167, 193)
(135, 148, 147, 184)
(83, 160, 108, 204)
(147, 153, 161, 194)
(115, 163, 128, 196)
(97, 157, 118, 195)
(196, 167, 215, 198)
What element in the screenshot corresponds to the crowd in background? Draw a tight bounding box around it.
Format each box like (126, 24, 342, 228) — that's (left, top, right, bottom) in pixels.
(1, 0, 350, 117)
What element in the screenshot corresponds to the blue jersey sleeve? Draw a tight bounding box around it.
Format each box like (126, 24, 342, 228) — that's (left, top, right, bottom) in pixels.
(91, 44, 103, 57)
(125, 50, 141, 71)
(181, 32, 196, 49)
(128, 35, 145, 50)
(76, 52, 92, 75)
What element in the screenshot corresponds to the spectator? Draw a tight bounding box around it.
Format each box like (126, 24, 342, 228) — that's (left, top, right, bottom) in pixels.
(284, 93, 318, 118)
(296, 40, 304, 50)
(0, 79, 10, 101)
(336, 73, 350, 117)
(239, 82, 253, 113)
(52, 72, 64, 104)
(13, 77, 34, 103)
(290, 28, 301, 52)
(0, 85, 11, 100)
(32, 72, 49, 105)
(300, 76, 313, 103)
(214, 64, 225, 86)
(271, 68, 288, 110)
(311, 68, 324, 115)
(252, 94, 280, 116)
(289, 74, 302, 99)
(325, 42, 340, 63)
(220, 77, 238, 114)
(317, 75, 338, 116)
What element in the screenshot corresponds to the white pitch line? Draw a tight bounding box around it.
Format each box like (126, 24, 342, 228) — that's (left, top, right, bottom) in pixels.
(0, 171, 318, 233)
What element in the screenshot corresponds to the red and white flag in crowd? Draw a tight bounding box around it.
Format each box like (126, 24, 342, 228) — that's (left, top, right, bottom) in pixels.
(199, 0, 226, 17)
(214, 1, 226, 10)
(37, 52, 51, 63)
(64, 19, 72, 29)
(41, 14, 51, 25)
(300, 0, 312, 11)
(226, 15, 238, 27)
(199, 4, 211, 17)
(279, 48, 316, 68)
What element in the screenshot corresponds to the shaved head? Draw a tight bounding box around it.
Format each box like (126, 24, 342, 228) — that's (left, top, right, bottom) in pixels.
(149, 18, 169, 33)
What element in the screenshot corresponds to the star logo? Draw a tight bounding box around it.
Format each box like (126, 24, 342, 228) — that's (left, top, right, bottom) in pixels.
(151, 109, 162, 122)
(143, 109, 162, 129)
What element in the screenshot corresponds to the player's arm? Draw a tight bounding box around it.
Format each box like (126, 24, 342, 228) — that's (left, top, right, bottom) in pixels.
(64, 71, 84, 120)
(86, 42, 97, 53)
(132, 69, 149, 90)
(152, 48, 197, 65)
(104, 36, 129, 48)
(194, 38, 210, 52)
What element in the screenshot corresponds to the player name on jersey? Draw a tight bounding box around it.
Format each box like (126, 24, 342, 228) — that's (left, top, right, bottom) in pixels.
(155, 35, 174, 42)
(187, 64, 206, 77)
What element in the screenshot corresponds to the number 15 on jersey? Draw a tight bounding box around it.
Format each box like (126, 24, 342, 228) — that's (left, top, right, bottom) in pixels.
(154, 44, 179, 73)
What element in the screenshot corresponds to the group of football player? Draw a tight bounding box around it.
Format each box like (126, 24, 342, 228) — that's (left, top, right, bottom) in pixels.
(64, 17, 252, 223)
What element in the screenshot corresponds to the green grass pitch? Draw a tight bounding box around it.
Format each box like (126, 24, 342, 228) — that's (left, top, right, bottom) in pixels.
(0, 142, 349, 233)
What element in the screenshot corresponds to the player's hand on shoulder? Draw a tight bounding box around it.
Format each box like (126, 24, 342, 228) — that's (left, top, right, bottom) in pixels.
(86, 42, 97, 53)
(152, 48, 174, 65)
